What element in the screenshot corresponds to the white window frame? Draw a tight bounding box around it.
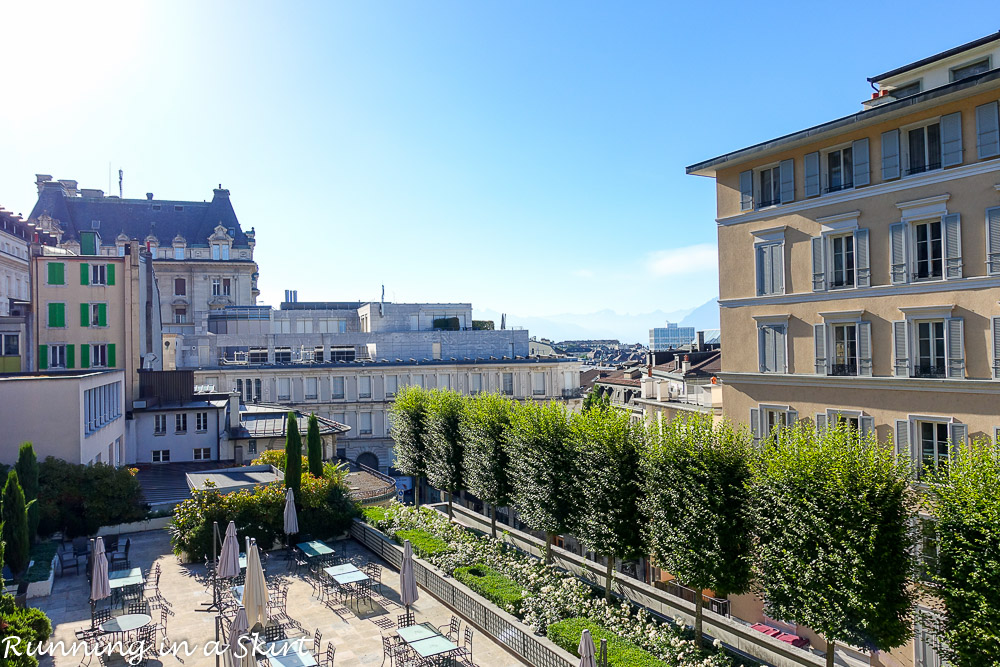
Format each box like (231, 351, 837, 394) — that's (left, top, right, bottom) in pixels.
(331, 376, 346, 400)
(91, 264, 107, 285)
(385, 374, 398, 397)
(898, 414, 966, 479)
(914, 606, 947, 667)
(154, 414, 167, 435)
(304, 377, 318, 400)
(152, 449, 170, 463)
(827, 231, 857, 289)
(531, 372, 546, 395)
(193, 447, 211, 461)
(196, 412, 208, 432)
(755, 163, 782, 208)
(752, 403, 797, 442)
(470, 372, 483, 395)
(901, 117, 943, 177)
(175, 413, 187, 433)
(501, 372, 514, 396)
(911, 218, 945, 282)
(755, 314, 789, 374)
(49, 344, 67, 369)
(359, 411, 373, 435)
(92, 343, 108, 368)
(821, 142, 855, 194)
(359, 375, 372, 399)
(950, 56, 991, 82)
(277, 377, 291, 400)
(174, 247, 184, 260)
(212, 278, 221, 296)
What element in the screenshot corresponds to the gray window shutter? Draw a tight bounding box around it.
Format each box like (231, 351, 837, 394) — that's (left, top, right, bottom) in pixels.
(895, 419, 913, 475)
(779, 159, 794, 204)
(852, 138, 870, 186)
(804, 152, 820, 197)
(949, 422, 968, 461)
(772, 244, 784, 295)
(946, 317, 965, 379)
(943, 213, 962, 279)
(813, 323, 827, 374)
(941, 111, 963, 167)
(882, 129, 901, 180)
(987, 207, 1000, 276)
(854, 228, 870, 287)
(758, 326, 769, 372)
(786, 409, 798, 425)
(890, 222, 908, 284)
(750, 408, 760, 442)
(740, 170, 754, 211)
(757, 245, 772, 295)
(774, 326, 787, 373)
(815, 413, 827, 433)
(860, 415, 875, 439)
(893, 320, 910, 377)
(976, 101, 1000, 159)
(858, 320, 873, 376)
(811, 236, 826, 291)
(993, 316, 1000, 379)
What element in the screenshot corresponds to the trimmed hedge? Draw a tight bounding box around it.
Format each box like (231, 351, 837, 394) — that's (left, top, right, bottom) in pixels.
(395, 529, 450, 558)
(547, 617, 667, 667)
(362, 506, 388, 524)
(27, 542, 58, 583)
(454, 563, 525, 615)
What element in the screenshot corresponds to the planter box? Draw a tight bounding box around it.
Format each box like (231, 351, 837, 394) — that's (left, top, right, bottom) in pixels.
(97, 516, 173, 537)
(26, 555, 57, 599)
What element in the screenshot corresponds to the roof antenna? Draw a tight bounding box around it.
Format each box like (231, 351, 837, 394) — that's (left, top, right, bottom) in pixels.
(119, 169, 123, 198)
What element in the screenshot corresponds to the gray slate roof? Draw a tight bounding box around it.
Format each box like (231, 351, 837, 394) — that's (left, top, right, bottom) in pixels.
(233, 404, 350, 439)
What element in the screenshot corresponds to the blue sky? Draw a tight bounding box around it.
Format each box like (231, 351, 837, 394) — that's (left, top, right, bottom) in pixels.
(0, 2, 994, 319)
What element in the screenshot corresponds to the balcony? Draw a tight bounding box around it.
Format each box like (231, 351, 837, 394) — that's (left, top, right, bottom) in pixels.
(914, 363, 946, 378)
(830, 363, 858, 377)
(757, 197, 781, 208)
(905, 161, 941, 176)
(824, 181, 853, 194)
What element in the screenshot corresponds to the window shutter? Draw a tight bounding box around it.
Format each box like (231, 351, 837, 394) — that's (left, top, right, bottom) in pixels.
(739, 170, 753, 211)
(80, 344, 90, 369)
(941, 111, 963, 167)
(98, 304, 108, 327)
(858, 320, 873, 376)
(987, 207, 1000, 275)
(943, 213, 962, 279)
(761, 327, 775, 372)
(80, 263, 89, 286)
(775, 326, 786, 373)
(48, 302, 59, 328)
(993, 316, 1000, 379)
(81, 302, 90, 327)
(948, 423, 968, 461)
(804, 152, 820, 197)
(47, 262, 64, 285)
(890, 222, 908, 284)
(772, 244, 784, 294)
(860, 416, 875, 439)
(852, 138, 870, 186)
(854, 228, 871, 287)
(66, 344, 75, 369)
(894, 419, 910, 467)
(815, 413, 827, 433)
(813, 323, 827, 374)
(108, 343, 116, 368)
(976, 101, 1000, 159)
(750, 408, 760, 443)
(786, 409, 798, 425)
(779, 159, 794, 203)
(107, 264, 115, 286)
(881, 129, 901, 179)
(38, 344, 48, 370)
(946, 317, 965, 379)
(811, 237, 826, 291)
(893, 320, 910, 377)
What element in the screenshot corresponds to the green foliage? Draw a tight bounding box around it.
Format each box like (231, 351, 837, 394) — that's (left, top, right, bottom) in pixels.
(389, 385, 431, 479)
(425, 390, 467, 501)
(472, 320, 494, 330)
(26, 542, 58, 583)
(432, 317, 460, 331)
(284, 412, 302, 501)
(751, 421, 915, 652)
(15, 444, 39, 541)
(362, 506, 388, 524)
(0, 592, 53, 667)
(927, 438, 1000, 664)
(454, 563, 525, 615)
(547, 617, 667, 667)
(462, 392, 515, 511)
(307, 414, 323, 478)
(395, 528, 451, 558)
(37, 457, 147, 538)
(2, 471, 30, 576)
(581, 389, 611, 413)
(251, 449, 309, 472)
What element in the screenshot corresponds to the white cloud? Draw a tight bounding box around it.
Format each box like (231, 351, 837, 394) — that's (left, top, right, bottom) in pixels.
(645, 243, 718, 277)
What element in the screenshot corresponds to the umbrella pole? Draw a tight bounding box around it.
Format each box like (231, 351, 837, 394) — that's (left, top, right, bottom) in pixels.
(215, 614, 220, 667)
(89, 538, 95, 608)
(600, 638, 607, 667)
(207, 521, 220, 611)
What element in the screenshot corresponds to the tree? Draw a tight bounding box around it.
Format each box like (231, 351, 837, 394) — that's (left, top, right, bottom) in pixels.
(463, 392, 515, 538)
(928, 437, 1000, 664)
(642, 415, 753, 646)
(15, 443, 39, 542)
(581, 388, 610, 413)
(509, 400, 581, 564)
(306, 414, 323, 477)
(574, 406, 645, 601)
(425, 390, 467, 518)
(389, 385, 431, 506)
(751, 421, 915, 667)
(284, 412, 303, 501)
(2, 470, 30, 577)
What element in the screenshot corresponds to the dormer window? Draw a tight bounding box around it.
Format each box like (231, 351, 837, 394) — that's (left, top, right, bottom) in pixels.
(950, 57, 990, 82)
(152, 204, 161, 211)
(890, 81, 921, 98)
(174, 247, 184, 260)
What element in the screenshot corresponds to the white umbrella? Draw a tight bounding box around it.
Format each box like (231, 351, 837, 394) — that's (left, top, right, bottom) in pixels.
(577, 629, 597, 667)
(90, 537, 110, 602)
(283, 488, 299, 537)
(400, 540, 419, 611)
(241, 538, 269, 630)
(226, 607, 255, 667)
(218, 522, 241, 579)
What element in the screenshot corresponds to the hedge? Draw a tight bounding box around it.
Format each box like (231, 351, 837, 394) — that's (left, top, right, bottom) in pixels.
(454, 563, 525, 615)
(37, 457, 147, 538)
(27, 542, 59, 583)
(395, 528, 451, 558)
(547, 617, 667, 667)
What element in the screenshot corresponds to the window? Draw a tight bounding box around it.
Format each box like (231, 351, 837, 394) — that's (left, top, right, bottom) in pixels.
(825, 146, 853, 193)
(470, 373, 483, 394)
(532, 372, 545, 395)
(277, 378, 290, 400)
(385, 374, 398, 397)
(117, 245, 125, 256)
(917, 518, 939, 583)
(360, 411, 373, 435)
(236, 378, 244, 400)
(90, 303, 108, 327)
(915, 321, 946, 378)
(91, 264, 107, 285)
(254, 379, 262, 402)
(914, 220, 943, 280)
(758, 322, 787, 373)
(152, 450, 170, 463)
(174, 247, 184, 260)
(174, 308, 187, 324)
(951, 57, 990, 82)
(329, 347, 355, 362)
(918, 420, 950, 474)
(890, 81, 921, 98)
(305, 377, 318, 400)
(312, 346, 324, 363)
(174, 278, 186, 296)
(751, 404, 797, 442)
(248, 439, 257, 455)
(831, 324, 857, 376)
(274, 347, 291, 363)
(906, 123, 941, 175)
(91, 344, 108, 368)
(828, 234, 855, 288)
(1, 333, 19, 356)
(212, 278, 221, 296)
(48, 302, 66, 328)
(175, 414, 187, 433)
(154, 414, 167, 435)
(332, 377, 345, 399)
(212, 245, 220, 260)
(359, 376, 372, 399)
(764, 409, 788, 437)
(49, 344, 67, 369)
(440, 374, 451, 390)
(502, 372, 514, 396)
(914, 610, 947, 667)
(249, 348, 268, 363)
(221, 245, 230, 260)
(758, 165, 781, 207)
(333, 412, 346, 425)
(193, 448, 211, 461)
(196, 412, 208, 432)
(755, 243, 784, 296)
(413, 374, 425, 389)
(891, 213, 960, 285)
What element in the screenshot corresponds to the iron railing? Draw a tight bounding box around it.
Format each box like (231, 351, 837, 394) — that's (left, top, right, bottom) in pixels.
(830, 363, 858, 376)
(914, 363, 946, 378)
(663, 581, 731, 617)
(345, 461, 397, 503)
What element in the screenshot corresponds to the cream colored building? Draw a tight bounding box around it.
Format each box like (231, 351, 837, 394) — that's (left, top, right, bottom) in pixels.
(688, 33, 1000, 667)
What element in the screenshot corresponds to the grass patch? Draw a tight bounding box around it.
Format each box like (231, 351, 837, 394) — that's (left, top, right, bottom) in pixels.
(547, 617, 667, 667)
(395, 529, 451, 558)
(27, 542, 59, 583)
(362, 506, 388, 524)
(454, 563, 525, 615)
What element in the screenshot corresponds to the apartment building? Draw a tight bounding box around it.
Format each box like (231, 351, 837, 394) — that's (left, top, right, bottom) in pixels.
(649, 321, 696, 351)
(688, 33, 1000, 666)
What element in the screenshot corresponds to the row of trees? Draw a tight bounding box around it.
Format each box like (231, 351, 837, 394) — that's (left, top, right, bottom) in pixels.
(388, 387, 986, 665)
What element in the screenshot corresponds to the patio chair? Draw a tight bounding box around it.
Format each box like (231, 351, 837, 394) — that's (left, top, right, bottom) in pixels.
(73, 537, 90, 559)
(354, 579, 373, 609)
(262, 624, 286, 643)
(437, 615, 461, 642)
(397, 611, 414, 629)
(381, 634, 406, 667)
(455, 627, 476, 666)
(143, 565, 170, 607)
(90, 607, 112, 630)
(151, 607, 170, 649)
(312, 629, 323, 655)
(58, 550, 80, 576)
(109, 538, 131, 570)
(127, 601, 150, 616)
(322, 640, 336, 667)
(134, 624, 156, 667)
(364, 562, 383, 593)
(104, 535, 119, 553)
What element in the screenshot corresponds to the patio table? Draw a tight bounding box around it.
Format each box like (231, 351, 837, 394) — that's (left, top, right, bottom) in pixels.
(263, 639, 317, 667)
(323, 563, 357, 577)
(108, 568, 144, 589)
(397, 624, 438, 643)
(296, 540, 334, 559)
(332, 570, 368, 585)
(101, 613, 151, 634)
(409, 635, 460, 659)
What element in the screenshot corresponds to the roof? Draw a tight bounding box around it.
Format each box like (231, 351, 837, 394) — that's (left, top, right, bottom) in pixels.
(594, 372, 641, 388)
(186, 465, 283, 493)
(28, 183, 250, 246)
(653, 351, 721, 378)
(232, 404, 350, 439)
(0, 206, 58, 246)
(868, 31, 1000, 83)
(199, 356, 580, 371)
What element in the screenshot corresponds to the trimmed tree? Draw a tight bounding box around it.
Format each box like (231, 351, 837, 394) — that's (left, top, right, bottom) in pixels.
(509, 400, 581, 564)
(389, 385, 432, 506)
(928, 437, 1000, 663)
(2, 470, 30, 578)
(425, 390, 467, 519)
(752, 421, 915, 667)
(462, 392, 515, 538)
(284, 412, 303, 501)
(642, 415, 753, 646)
(15, 443, 39, 542)
(574, 405, 645, 601)
(306, 414, 323, 477)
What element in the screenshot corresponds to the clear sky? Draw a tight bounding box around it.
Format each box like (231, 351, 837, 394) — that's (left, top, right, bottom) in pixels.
(0, 2, 994, 317)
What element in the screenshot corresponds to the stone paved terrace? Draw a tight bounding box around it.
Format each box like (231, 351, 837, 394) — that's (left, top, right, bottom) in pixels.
(35, 530, 525, 666)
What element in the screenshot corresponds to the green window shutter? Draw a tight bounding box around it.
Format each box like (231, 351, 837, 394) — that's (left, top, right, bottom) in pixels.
(107, 343, 116, 368)
(48, 302, 65, 328)
(80, 233, 97, 256)
(66, 344, 75, 369)
(47, 262, 64, 285)
(81, 302, 90, 327)
(98, 304, 107, 327)
(57, 303, 65, 328)
(38, 345, 48, 370)
(80, 344, 90, 369)
(80, 263, 89, 285)
(106, 264, 115, 286)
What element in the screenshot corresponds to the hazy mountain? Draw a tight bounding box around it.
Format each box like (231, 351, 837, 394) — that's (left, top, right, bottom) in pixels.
(679, 297, 720, 330)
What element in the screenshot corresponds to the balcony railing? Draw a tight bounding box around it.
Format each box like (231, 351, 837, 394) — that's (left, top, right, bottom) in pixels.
(905, 161, 941, 176)
(824, 181, 853, 193)
(663, 580, 732, 617)
(830, 363, 858, 377)
(914, 363, 946, 378)
(757, 197, 781, 208)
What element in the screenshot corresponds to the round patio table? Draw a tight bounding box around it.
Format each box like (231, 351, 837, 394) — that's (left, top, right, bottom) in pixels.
(100, 613, 151, 634)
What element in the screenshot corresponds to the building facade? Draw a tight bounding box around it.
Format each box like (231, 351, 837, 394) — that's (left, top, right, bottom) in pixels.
(649, 322, 696, 351)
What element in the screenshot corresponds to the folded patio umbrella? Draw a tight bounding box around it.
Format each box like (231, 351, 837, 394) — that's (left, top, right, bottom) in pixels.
(218, 521, 241, 579)
(577, 629, 597, 667)
(400, 539, 419, 611)
(283, 488, 298, 537)
(90, 537, 110, 602)
(226, 607, 255, 667)
(242, 537, 269, 630)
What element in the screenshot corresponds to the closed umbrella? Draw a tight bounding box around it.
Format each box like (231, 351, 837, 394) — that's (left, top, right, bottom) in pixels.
(283, 488, 298, 537)
(577, 629, 597, 667)
(226, 607, 255, 667)
(90, 537, 110, 602)
(241, 538, 269, 630)
(400, 540, 419, 611)
(218, 522, 241, 579)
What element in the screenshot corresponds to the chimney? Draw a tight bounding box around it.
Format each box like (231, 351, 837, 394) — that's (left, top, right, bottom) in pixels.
(80, 189, 104, 199)
(697, 331, 705, 351)
(35, 174, 53, 194)
(146, 192, 154, 200)
(682, 354, 691, 374)
(228, 391, 241, 432)
(58, 180, 79, 196)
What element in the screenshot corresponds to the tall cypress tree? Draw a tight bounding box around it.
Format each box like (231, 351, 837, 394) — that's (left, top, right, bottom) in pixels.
(15, 443, 39, 542)
(2, 470, 30, 577)
(284, 412, 303, 501)
(306, 414, 323, 477)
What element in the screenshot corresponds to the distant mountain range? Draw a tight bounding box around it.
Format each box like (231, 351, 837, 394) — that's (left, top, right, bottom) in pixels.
(474, 297, 720, 345)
